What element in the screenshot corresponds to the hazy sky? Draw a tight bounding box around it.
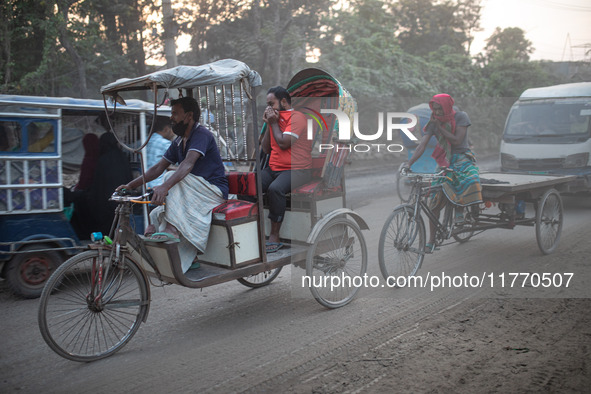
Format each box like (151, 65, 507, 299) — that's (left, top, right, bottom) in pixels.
(472, 0, 591, 61)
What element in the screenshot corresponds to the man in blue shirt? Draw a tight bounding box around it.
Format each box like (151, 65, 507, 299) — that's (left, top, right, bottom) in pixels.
(118, 97, 228, 272)
(146, 118, 174, 188)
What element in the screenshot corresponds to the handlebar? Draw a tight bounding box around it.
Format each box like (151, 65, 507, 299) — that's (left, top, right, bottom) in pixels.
(110, 190, 153, 203)
(399, 166, 454, 180)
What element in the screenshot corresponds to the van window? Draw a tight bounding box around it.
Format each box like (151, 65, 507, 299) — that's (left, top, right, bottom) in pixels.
(505, 101, 591, 137)
(27, 121, 56, 153)
(0, 121, 22, 152)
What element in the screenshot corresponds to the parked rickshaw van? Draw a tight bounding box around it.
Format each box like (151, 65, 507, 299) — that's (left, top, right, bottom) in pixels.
(500, 82, 591, 193)
(0, 94, 170, 298)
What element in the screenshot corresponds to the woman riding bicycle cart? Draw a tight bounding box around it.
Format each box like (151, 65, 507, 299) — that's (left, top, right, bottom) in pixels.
(38, 59, 369, 362)
(380, 94, 573, 281)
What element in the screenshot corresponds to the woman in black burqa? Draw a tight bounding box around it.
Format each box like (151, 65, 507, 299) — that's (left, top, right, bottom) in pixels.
(91, 132, 134, 235)
(73, 132, 133, 238)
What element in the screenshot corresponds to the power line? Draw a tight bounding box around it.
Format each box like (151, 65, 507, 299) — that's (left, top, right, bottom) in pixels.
(527, 0, 591, 12)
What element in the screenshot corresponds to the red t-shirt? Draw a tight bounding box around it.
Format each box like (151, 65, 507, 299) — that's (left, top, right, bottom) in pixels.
(269, 110, 312, 171)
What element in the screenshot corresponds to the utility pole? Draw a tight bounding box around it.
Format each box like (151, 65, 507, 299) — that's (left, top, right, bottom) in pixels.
(162, 0, 178, 68)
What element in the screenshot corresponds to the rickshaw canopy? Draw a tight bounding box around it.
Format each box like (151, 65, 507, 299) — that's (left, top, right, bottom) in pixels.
(100, 59, 262, 96)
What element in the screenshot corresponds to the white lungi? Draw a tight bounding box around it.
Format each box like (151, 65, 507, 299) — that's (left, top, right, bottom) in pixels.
(150, 172, 225, 272)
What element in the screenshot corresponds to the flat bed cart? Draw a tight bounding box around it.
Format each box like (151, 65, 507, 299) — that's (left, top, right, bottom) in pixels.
(37, 60, 368, 362)
(466, 172, 575, 255)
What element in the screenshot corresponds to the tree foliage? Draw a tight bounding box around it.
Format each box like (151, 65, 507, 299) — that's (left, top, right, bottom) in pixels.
(391, 0, 482, 57)
(484, 27, 534, 63)
(0, 0, 576, 150)
(1, 0, 154, 98)
(178, 0, 332, 86)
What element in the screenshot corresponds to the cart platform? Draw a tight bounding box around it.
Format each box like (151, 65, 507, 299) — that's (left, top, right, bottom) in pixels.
(480, 172, 576, 200)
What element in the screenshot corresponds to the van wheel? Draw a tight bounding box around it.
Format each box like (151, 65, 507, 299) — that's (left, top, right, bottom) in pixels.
(6, 246, 62, 299)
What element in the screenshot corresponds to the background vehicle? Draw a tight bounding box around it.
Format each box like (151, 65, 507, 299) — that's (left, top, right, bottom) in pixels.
(0, 95, 168, 298)
(500, 82, 591, 193)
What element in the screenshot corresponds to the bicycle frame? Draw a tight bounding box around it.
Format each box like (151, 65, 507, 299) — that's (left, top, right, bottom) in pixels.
(404, 172, 451, 244)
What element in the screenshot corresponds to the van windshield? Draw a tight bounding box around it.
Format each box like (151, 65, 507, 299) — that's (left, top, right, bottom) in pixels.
(504, 100, 591, 139)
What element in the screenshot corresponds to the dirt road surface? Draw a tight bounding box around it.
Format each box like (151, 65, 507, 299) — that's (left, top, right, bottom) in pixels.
(1, 155, 591, 393)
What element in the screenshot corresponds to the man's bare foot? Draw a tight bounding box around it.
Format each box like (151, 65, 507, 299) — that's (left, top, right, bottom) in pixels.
(144, 224, 156, 236)
(163, 223, 180, 238)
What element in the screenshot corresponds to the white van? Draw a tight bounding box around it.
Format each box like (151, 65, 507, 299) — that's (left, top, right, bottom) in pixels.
(500, 82, 591, 193)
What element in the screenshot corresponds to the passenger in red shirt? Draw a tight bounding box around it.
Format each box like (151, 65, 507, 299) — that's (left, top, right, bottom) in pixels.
(261, 86, 313, 252)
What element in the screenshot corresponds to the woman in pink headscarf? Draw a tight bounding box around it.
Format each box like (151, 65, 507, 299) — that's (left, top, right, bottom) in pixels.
(403, 93, 482, 253)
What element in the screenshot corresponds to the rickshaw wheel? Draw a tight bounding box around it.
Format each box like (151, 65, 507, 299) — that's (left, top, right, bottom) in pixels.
(306, 217, 367, 309)
(396, 163, 413, 203)
(237, 267, 283, 288)
(6, 245, 62, 299)
(378, 205, 426, 282)
(38, 250, 149, 362)
(535, 188, 563, 255)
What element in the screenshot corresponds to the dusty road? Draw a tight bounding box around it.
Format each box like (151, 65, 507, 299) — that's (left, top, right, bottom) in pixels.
(1, 155, 591, 393)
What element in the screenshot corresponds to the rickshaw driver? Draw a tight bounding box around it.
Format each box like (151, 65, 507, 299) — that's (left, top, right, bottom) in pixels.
(116, 97, 228, 272)
(261, 86, 313, 253)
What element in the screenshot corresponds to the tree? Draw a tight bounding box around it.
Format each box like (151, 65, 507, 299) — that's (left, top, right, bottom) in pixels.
(484, 27, 533, 63)
(56, 0, 89, 97)
(0, 0, 50, 92)
(481, 59, 555, 97)
(391, 0, 482, 58)
(178, 0, 331, 87)
(162, 0, 178, 68)
(1, 0, 157, 98)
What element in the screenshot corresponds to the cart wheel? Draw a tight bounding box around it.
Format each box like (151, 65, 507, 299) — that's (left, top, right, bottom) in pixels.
(535, 188, 563, 255)
(379, 205, 426, 281)
(396, 163, 412, 203)
(237, 267, 282, 288)
(306, 217, 367, 309)
(6, 245, 62, 299)
(38, 250, 149, 362)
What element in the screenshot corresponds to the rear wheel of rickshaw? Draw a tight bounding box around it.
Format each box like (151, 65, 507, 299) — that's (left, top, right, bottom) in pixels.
(38, 250, 149, 362)
(237, 267, 283, 288)
(6, 245, 62, 299)
(379, 205, 426, 282)
(535, 188, 563, 255)
(306, 217, 367, 309)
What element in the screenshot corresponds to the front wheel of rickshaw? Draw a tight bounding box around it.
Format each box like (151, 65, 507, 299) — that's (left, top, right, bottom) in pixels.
(306, 217, 367, 309)
(535, 188, 563, 255)
(38, 250, 150, 362)
(237, 267, 283, 288)
(378, 205, 426, 282)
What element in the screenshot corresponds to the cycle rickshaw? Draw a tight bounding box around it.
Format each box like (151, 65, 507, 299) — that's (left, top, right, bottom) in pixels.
(37, 59, 368, 362)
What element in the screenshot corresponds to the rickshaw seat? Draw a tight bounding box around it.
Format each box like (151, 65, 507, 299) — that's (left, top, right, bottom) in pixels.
(212, 172, 258, 221)
(288, 156, 343, 200)
(290, 180, 342, 198)
(213, 199, 258, 221)
(212, 155, 343, 221)
(226, 171, 257, 196)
